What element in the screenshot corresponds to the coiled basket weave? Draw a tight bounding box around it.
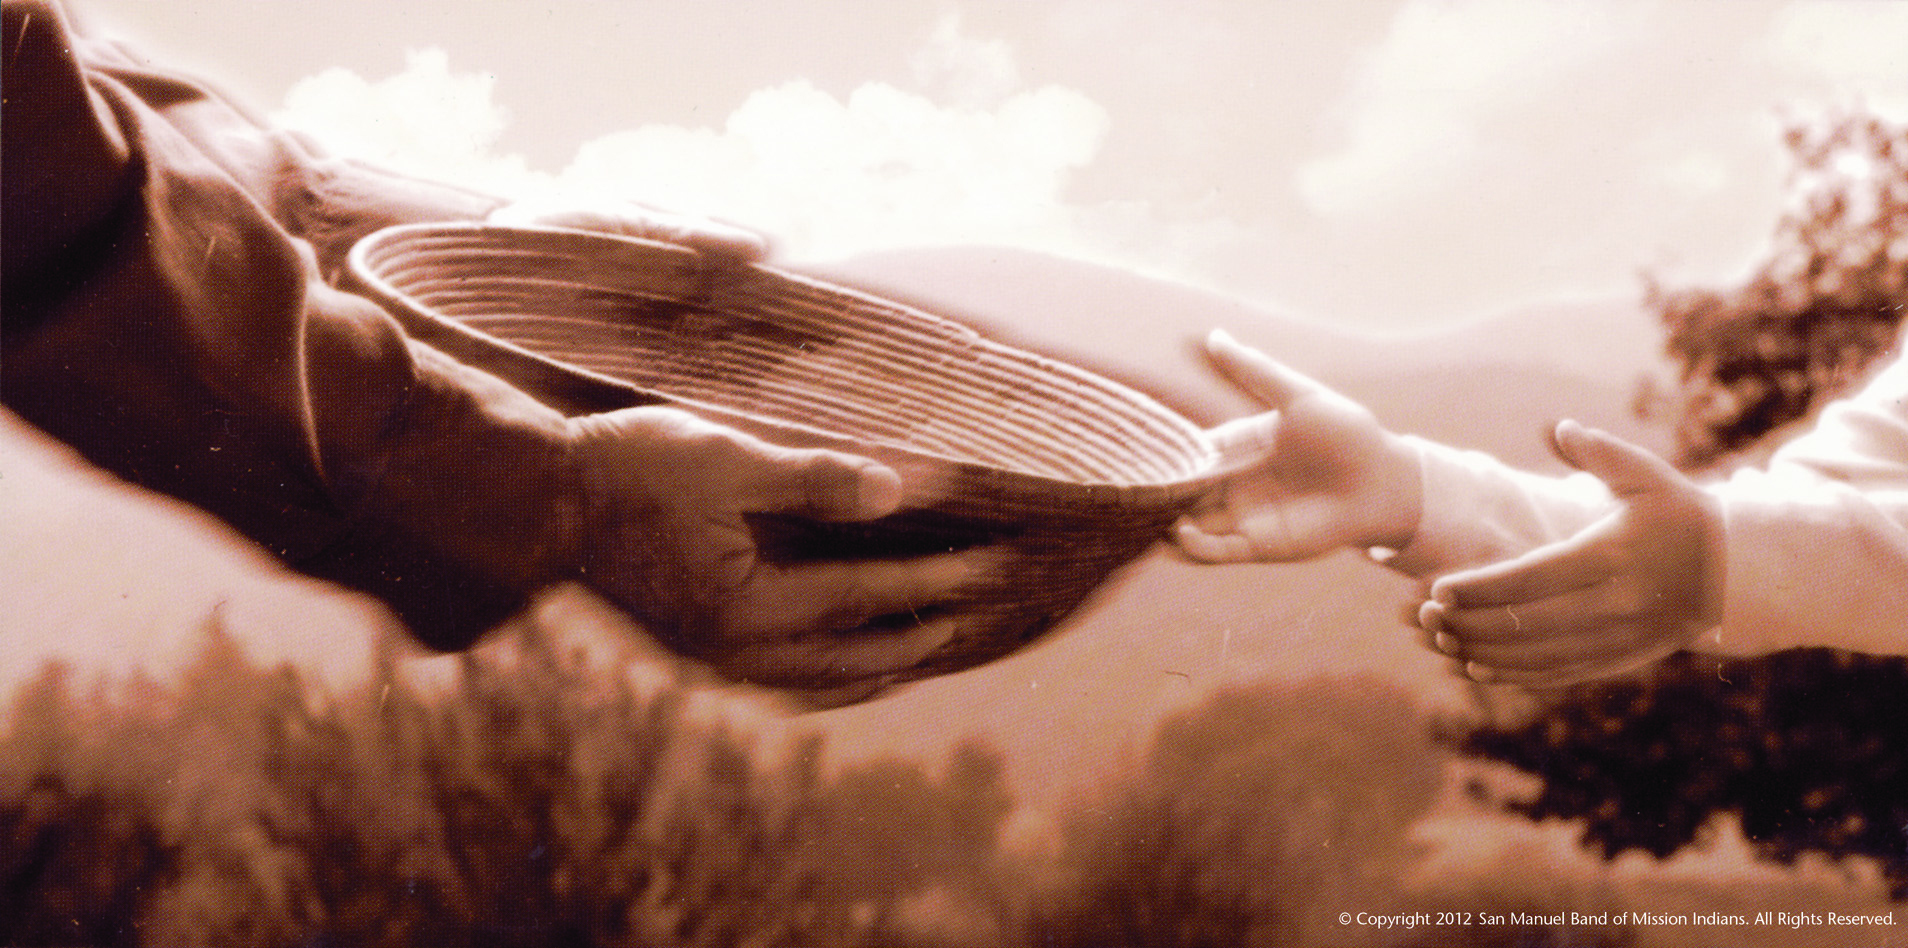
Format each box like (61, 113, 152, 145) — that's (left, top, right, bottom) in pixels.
(349, 222, 1222, 690)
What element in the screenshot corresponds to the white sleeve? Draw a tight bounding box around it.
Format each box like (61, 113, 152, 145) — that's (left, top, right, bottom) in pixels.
(1705, 355, 1908, 656)
(1376, 435, 1614, 578)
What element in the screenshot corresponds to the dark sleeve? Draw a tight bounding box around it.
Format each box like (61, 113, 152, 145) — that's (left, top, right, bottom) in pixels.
(2, 0, 582, 647)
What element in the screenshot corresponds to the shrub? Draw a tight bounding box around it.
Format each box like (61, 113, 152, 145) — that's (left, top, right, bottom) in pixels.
(0, 617, 1017, 947)
(1456, 651, 1908, 899)
(1021, 676, 1445, 948)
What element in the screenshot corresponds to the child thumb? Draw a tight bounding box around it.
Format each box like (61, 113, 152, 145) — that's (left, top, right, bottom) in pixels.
(1551, 420, 1679, 498)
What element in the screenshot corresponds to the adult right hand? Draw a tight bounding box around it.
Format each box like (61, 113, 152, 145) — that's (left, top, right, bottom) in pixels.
(566, 406, 990, 691)
(1173, 330, 1423, 564)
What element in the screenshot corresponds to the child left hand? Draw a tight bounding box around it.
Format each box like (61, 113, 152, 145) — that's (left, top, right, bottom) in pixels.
(1418, 420, 1725, 687)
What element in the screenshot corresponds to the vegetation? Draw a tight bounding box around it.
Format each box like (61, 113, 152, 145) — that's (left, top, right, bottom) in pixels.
(1457, 650, 1908, 898)
(1647, 108, 1908, 469)
(0, 622, 1630, 948)
(4, 614, 1890, 947)
(0, 619, 1013, 947)
(1022, 678, 1446, 948)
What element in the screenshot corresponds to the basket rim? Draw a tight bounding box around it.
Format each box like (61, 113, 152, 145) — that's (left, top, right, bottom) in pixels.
(347, 221, 1226, 496)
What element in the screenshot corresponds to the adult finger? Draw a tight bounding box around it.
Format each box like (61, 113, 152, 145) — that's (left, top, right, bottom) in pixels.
(724, 614, 964, 688)
(783, 678, 901, 710)
(491, 200, 769, 262)
(1205, 329, 1329, 410)
(1552, 420, 1682, 499)
(735, 440, 905, 522)
(738, 548, 992, 638)
(600, 206, 768, 263)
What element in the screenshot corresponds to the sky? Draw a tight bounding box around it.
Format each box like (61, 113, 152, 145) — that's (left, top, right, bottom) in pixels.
(76, 0, 1908, 331)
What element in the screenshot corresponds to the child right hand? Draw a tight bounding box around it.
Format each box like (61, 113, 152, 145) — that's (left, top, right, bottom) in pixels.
(1173, 330, 1424, 564)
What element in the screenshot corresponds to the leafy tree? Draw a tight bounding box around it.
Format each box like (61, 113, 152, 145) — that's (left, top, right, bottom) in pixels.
(1648, 108, 1908, 469)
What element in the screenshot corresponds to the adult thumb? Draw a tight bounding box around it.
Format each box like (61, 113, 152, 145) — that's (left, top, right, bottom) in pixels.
(1551, 419, 1679, 498)
(745, 443, 905, 522)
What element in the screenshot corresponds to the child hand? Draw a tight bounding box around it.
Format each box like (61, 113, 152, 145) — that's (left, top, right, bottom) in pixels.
(1173, 330, 1422, 564)
(1419, 420, 1724, 686)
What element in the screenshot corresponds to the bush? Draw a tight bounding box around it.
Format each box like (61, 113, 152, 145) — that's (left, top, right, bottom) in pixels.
(1021, 676, 1445, 948)
(0, 617, 1017, 947)
(1456, 651, 1908, 899)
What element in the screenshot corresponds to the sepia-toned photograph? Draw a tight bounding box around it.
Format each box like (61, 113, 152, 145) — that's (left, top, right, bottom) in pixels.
(4, 1, 1907, 945)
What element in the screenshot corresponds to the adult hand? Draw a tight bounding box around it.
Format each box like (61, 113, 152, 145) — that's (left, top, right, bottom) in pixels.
(1419, 420, 1724, 687)
(1173, 329, 1423, 563)
(488, 197, 768, 263)
(566, 406, 987, 690)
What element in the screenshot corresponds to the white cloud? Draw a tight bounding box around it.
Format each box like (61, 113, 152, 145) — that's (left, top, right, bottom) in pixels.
(1297, 0, 1626, 219)
(273, 48, 542, 196)
(267, 3, 1908, 333)
(1260, 0, 1867, 326)
(910, 11, 1022, 109)
(557, 79, 1110, 260)
(1296, 1, 1908, 234)
(269, 23, 1154, 271)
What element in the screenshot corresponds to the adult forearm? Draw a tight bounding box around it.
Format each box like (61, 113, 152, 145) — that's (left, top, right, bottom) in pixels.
(3, 0, 578, 646)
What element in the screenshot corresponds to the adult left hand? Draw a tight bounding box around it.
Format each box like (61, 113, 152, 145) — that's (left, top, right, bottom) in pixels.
(1418, 420, 1724, 687)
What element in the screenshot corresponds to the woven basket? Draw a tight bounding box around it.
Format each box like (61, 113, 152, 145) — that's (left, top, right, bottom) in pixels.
(349, 222, 1221, 688)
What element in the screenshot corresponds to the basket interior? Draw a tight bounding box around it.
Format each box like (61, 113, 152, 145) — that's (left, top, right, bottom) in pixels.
(355, 225, 1214, 488)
